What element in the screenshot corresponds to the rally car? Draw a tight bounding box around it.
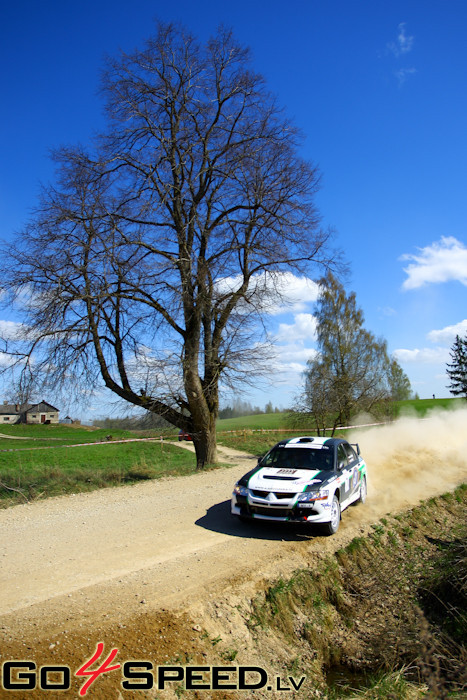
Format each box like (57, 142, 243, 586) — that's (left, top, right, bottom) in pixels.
(231, 436, 367, 535)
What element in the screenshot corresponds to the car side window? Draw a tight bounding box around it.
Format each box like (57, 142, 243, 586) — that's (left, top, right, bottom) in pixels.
(344, 443, 358, 465)
(337, 445, 348, 470)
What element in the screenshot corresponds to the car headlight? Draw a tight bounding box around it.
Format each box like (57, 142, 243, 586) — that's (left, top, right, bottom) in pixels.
(297, 490, 329, 503)
(233, 484, 249, 497)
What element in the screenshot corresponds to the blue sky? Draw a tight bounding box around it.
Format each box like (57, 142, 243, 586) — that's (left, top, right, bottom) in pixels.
(1, 0, 467, 416)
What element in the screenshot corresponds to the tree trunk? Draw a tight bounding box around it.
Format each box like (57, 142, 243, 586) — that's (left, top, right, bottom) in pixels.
(192, 419, 217, 470)
(183, 345, 219, 469)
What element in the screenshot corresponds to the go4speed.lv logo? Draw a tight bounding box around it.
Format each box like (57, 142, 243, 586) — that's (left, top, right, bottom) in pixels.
(2, 642, 306, 695)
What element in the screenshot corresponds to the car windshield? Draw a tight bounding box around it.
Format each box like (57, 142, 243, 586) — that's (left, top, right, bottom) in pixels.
(262, 447, 334, 471)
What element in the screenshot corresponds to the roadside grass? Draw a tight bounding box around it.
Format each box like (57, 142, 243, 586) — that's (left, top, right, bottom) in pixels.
(248, 484, 467, 699)
(339, 669, 427, 699)
(0, 441, 199, 507)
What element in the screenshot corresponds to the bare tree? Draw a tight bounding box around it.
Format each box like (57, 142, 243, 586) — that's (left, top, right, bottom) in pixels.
(0, 24, 335, 468)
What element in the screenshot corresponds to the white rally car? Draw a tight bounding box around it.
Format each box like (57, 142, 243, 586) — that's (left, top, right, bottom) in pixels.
(231, 436, 367, 535)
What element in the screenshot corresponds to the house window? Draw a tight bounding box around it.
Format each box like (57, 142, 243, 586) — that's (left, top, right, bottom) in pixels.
(32, 415, 36, 418)
(50, 414, 55, 418)
(3, 417, 9, 421)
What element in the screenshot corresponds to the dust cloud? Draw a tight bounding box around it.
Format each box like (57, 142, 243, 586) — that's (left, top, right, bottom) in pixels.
(348, 406, 467, 516)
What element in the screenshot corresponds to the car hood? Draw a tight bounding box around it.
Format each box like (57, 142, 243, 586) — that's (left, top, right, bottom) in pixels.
(247, 467, 326, 493)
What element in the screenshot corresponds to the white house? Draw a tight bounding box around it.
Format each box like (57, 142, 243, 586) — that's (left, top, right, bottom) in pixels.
(0, 401, 60, 425)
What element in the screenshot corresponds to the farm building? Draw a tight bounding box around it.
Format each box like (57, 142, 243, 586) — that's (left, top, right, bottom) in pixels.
(0, 401, 60, 425)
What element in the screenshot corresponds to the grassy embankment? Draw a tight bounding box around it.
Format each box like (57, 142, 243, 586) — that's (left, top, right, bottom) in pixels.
(242, 484, 467, 699)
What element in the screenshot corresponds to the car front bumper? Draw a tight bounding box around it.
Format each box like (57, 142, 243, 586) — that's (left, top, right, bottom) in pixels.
(231, 493, 332, 524)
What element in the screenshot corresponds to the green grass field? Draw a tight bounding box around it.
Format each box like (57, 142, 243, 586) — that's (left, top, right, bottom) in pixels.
(0, 431, 199, 507)
(217, 430, 309, 456)
(216, 412, 290, 431)
(216, 397, 464, 432)
(215, 397, 465, 456)
(0, 423, 140, 448)
(395, 396, 464, 416)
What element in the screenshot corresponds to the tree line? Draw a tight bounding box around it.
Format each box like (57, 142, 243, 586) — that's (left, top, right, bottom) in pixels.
(218, 400, 283, 419)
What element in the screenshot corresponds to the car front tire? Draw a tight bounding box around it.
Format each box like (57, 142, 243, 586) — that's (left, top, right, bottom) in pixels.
(320, 495, 341, 536)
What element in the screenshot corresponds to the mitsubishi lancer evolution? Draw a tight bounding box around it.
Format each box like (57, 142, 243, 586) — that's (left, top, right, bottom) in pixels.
(231, 436, 367, 535)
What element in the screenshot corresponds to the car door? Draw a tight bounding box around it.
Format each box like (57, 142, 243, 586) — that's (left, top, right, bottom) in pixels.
(343, 442, 361, 500)
(336, 444, 353, 502)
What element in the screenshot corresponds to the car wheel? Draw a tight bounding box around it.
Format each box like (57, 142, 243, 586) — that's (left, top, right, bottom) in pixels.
(357, 475, 367, 504)
(320, 495, 340, 536)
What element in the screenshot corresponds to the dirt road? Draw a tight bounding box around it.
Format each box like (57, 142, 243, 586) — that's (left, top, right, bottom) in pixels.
(0, 410, 466, 698)
(0, 445, 258, 616)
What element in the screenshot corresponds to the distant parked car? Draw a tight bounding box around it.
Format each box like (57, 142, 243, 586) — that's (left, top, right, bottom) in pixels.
(231, 436, 367, 535)
(178, 429, 193, 441)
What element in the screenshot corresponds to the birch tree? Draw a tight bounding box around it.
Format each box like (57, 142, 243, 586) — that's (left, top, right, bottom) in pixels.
(300, 273, 410, 432)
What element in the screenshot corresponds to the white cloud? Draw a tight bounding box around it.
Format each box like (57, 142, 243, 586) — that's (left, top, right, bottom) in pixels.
(388, 22, 414, 57)
(216, 271, 320, 315)
(271, 312, 319, 379)
(0, 352, 16, 368)
(393, 347, 450, 364)
(398, 23, 414, 53)
(0, 320, 25, 340)
(428, 319, 467, 345)
(258, 344, 317, 402)
(273, 344, 317, 366)
(276, 313, 318, 342)
(395, 67, 417, 86)
(401, 236, 467, 290)
(393, 316, 465, 373)
(271, 274, 320, 314)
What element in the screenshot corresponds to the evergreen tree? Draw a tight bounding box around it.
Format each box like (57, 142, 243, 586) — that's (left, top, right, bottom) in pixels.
(446, 335, 467, 398)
